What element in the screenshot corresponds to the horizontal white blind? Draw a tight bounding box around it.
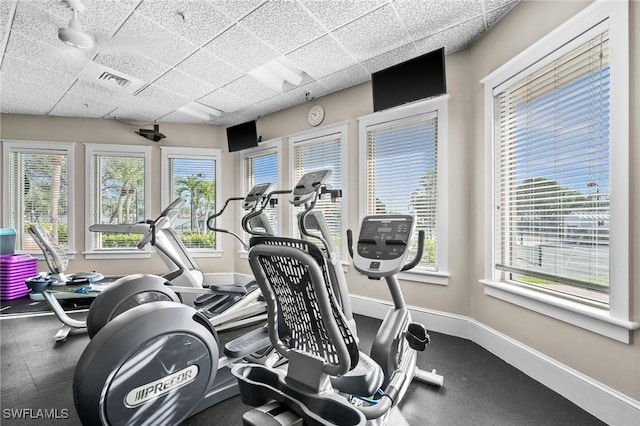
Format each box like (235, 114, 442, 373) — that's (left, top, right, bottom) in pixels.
(494, 31, 610, 300)
(293, 136, 342, 256)
(92, 154, 147, 250)
(243, 150, 279, 240)
(9, 150, 69, 250)
(366, 113, 438, 268)
(169, 157, 217, 249)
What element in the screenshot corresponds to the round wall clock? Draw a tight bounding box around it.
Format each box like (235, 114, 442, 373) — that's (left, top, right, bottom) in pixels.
(307, 105, 325, 126)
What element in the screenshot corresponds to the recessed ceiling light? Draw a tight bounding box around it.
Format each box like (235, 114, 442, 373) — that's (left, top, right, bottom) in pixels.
(178, 102, 223, 120)
(249, 57, 308, 92)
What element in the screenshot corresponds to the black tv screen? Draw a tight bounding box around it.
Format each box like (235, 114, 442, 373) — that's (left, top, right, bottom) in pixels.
(372, 47, 446, 112)
(226, 120, 258, 152)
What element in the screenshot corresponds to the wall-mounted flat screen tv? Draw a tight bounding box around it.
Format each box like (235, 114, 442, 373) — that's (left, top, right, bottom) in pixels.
(372, 47, 446, 112)
(226, 120, 259, 152)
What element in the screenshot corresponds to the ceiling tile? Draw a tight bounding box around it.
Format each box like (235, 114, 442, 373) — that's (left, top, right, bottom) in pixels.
(0, 74, 61, 112)
(286, 34, 356, 79)
(203, 24, 279, 72)
(414, 17, 485, 55)
(486, 3, 519, 28)
(93, 51, 170, 83)
(49, 97, 114, 118)
(175, 49, 243, 90)
(0, 0, 14, 35)
(485, 0, 520, 12)
(199, 88, 252, 113)
(160, 110, 210, 124)
(393, 0, 482, 40)
(361, 42, 419, 74)
(299, 0, 387, 31)
(135, 0, 231, 46)
(109, 104, 158, 122)
(133, 84, 191, 112)
(111, 11, 198, 67)
(332, 4, 411, 62)
(209, 0, 265, 22)
(238, 92, 294, 119)
(318, 65, 370, 94)
(285, 80, 332, 106)
(0, 89, 55, 115)
(222, 74, 279, 104)
(62, 79, 129, 110)
(153, 68, 216, 100)
(4, 31, 89, 75)
(0, 54, 72, 95)
(10, 1, 66, 49)
(239, 1, 325, 54)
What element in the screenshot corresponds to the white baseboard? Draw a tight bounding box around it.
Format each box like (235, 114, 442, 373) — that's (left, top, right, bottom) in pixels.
(350, 294, 640, 426)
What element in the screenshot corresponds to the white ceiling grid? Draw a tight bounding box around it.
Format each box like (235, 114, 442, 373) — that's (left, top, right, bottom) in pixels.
(0, 0, 518, 127)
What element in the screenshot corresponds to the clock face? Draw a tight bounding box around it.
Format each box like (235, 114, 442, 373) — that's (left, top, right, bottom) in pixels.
(308, 105, 324, 126)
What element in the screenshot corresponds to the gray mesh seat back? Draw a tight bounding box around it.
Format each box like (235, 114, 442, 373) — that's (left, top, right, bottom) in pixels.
(28, 224, 68, 273)
(248, 236, 359, 376)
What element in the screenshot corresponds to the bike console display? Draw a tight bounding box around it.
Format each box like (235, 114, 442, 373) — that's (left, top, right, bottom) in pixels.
(290, 169, 332, 206)
(353, 215, 416, 278)
(243, 183, 273, 210)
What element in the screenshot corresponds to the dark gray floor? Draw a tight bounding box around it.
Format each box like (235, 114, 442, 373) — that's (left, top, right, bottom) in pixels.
(0, 311, 605, 425)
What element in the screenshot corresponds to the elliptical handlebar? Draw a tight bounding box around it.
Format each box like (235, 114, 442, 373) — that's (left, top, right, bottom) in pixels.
(242, 189, 292, 237)
(206, 196, 244, 231)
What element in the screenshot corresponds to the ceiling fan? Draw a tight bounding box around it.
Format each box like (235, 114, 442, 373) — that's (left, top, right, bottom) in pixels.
(58, 0, 94, 49)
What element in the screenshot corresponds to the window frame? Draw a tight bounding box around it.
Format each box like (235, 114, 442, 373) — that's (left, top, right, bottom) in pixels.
(2, 139, 76, 258)
(480, 0, 637, 342)
(240, 138, 284, 254)
(84, 143, 152, 259)
(160, 146, 222, 257)
(358, 96, 450, 285)
(288, 122, 349, 262)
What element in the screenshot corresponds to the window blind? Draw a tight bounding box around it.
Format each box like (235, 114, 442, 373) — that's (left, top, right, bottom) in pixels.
(243, 150, 279, 241)
(92, 154, 146, 250)
(293, 136, 342, 256)
(494, 31, 610, 300)
(169, 157, 216, 249)
(9, 150, 69, 250)
(366, 113, 438, 269)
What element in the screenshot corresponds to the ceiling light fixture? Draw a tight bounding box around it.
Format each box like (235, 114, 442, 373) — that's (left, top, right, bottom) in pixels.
(178, 102, 223, 121)
(58, 0, 94, 50)
(249, 57, 308, 92)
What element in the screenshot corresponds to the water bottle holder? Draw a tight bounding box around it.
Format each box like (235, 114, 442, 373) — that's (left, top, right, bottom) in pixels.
(406, 322, 430, 351)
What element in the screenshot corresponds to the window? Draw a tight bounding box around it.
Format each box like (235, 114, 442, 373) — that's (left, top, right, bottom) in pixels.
(481, 1, 636, 342)
(289, 123, 347, 259)
(2, 140, 75, 255)
(358, 97, 449, 284)
(242, 139, 282, 244)
(85, 144, 151, 258)
(161, 147, 221, 255)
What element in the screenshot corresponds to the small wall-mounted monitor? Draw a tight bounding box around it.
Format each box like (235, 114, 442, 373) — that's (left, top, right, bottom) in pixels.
(371, 47, 447, 112)
(226, 120, 259, 152)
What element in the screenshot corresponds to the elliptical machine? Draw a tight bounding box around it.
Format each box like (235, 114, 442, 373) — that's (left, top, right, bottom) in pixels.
(231, 213, 443, 425)
(71, 174, 334, 425)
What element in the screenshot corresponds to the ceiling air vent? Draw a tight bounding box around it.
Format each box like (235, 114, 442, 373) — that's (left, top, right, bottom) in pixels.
(79, 61, 146, 94)
(97, 71, 131, 88)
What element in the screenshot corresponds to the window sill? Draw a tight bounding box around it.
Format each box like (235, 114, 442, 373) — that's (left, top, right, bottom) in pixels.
(399, 269, 449, 285)
(189, 250, 223, 259)
(83, 250, 151, 260)
(480, 279, 639, 343)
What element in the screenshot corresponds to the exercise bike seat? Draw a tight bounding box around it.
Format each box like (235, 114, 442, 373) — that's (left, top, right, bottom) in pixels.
(330, 351, 383, 397)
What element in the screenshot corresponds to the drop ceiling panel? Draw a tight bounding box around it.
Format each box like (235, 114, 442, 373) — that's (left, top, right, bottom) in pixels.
(202, 24, 279, 72)
(332, 4, 411, 62)
(239, 1, 325, 54)
(153, 68, 216, 101)
(361, 42, 419, 74)
(1, 0, 520, 126)
(199, 88, 252, 114)
(222, 74, 279, 104)
(175, 50, 243, 90)
(285, 34, 356, 80)
(414, 17, 486, 54)
(299, 0, 387, 31)
(135, 0, 231, 47)
(111, 11, 198, 67)
(93, 51, 169, 83)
